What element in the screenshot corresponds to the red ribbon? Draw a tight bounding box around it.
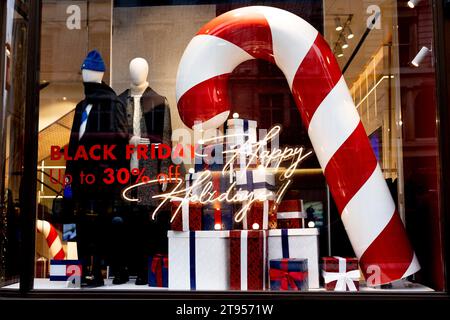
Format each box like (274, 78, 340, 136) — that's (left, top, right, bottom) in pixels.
(212, 173, 222, 227)
(269, 259, 306, 290)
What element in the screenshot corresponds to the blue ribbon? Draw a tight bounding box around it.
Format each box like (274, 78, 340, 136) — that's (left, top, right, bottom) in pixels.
(240, 170, 275, 192)
(281, 229, 290, 258)
(189, 231, 196, 290)
(243, 119, 249, 135)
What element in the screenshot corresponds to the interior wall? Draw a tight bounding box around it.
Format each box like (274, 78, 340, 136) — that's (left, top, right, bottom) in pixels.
(111, 5, 217, 138)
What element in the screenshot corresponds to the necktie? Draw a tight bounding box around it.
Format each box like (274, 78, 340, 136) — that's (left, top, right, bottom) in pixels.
(79, 104, 92, 140)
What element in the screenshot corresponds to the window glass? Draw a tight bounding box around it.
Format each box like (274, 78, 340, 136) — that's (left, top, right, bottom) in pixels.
(0, 0, 30, 289)
(28, 0, 444, 293)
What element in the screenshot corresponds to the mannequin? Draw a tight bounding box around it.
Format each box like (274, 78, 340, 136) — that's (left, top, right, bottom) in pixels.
(111, 57, 176, 285)
(64, 50, 129, 287)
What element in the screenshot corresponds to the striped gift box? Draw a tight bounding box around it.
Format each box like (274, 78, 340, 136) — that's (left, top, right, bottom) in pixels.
(49, 260, 82, 281)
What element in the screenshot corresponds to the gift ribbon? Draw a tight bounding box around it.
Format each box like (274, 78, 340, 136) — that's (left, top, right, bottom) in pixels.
(182, 200, 189, 231)
(322, 256, 360, 291)
(212, 174, 223, 228)
(244, 201, 269, 230)
(241, 171, 275, 194)
(240, 230, 248, 290)
(189, 231, 196, 290)
(270, 260, 306, 290)
(281, 229, 290, 258)
(151, 255, 167, 287)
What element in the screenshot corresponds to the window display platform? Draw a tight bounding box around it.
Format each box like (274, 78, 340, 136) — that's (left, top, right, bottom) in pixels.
(3, 279, 434, 292)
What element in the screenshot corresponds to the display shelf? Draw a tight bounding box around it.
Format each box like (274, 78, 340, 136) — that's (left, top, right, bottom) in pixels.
(3, 279, 433, 292)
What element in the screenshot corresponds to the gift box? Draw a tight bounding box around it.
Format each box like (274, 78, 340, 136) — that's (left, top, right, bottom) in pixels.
(202, 205, 233, 230)
(230, 230, 267, 290)
(268, 228, 319, 288)
(35, 257, 49, 278)
(269, 258, 308, 291)
(149, 254, 168, 287)
(241, 200, 276, 230)
(168, 230, 230, 290)
(185, 172, 203, 198)
(225, 118, 258, 148)
(277, 200, 306, 229)
(322, 256, 360, 292)
(194, 143, 225, 172)
(171, 200, 202, 231)
(225, 118, 258, 169)
(235, 169, 275, 201)
(49, 259, 82, 281)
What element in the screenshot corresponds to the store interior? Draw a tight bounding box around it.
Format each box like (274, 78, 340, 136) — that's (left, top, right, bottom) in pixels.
(0, 0, 444, 292)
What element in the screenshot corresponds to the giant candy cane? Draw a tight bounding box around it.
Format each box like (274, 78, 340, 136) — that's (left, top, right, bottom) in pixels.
(36, 219, 65, 260)
(176, 6, 420, 285)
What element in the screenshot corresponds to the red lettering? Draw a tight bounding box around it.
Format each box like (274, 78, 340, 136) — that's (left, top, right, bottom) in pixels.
(89, 145, 101, 161)
(103, 144, 117, 160)
(158, 144, 171, 159)
(74, 146, 89, 160)
(137, 145, 149, 160)
(50, 146, 62, 160)
(126, 144, 135, 160)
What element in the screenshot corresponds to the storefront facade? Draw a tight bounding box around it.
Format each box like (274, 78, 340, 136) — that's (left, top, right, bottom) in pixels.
(0, 0, 449, 304)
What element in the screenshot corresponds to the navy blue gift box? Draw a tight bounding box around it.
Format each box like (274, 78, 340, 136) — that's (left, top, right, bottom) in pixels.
(148, 254, 168, 287)
(269, 258, 308, 291)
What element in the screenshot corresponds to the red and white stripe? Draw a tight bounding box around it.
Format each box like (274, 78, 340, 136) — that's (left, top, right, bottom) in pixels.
(36, 219, 65, 260)
(176, 6, 419, 285)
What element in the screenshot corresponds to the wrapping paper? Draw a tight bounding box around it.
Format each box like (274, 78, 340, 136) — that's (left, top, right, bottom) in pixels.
(194, 143, 225, 172)
(202, 205, 233, 230)
(268, 228, 319, 288)
(171, 200, 202, 231)
(148, 254, 168, 287)
(185, 172, 202, 198)
(230, 230, 267, 290)
(49, 259, 82, 281)
(269, 258, 308, 291)
(225, 118, 258, 169)
(277, 199, 306, 229)
(202, 172, 234, 230)
(35, 257, 49, 278)
(241, 200, 276, 230)
(322, 256, 360, 291)
(235, 169, 275, 200)
(168, 231, 230, 290)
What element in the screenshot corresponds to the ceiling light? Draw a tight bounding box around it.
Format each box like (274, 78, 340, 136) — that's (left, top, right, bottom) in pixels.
(341, 37, 349, 49)
(407, 0, 421, 8)
(334, 17, 343, 31)
(335, 45, 344, 58)
(411, 46, 431, 67)
(346, 26, 354, 39)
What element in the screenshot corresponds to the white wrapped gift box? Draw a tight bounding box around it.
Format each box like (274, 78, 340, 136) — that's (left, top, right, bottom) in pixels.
(268, 228, 320, 289)
(168, 230, 230, 290)
(225, 118, 258, 169)
(235, 169, 275, 200)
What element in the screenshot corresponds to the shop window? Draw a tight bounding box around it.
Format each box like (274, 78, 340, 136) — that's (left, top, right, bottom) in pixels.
(0, 0, 443, 293)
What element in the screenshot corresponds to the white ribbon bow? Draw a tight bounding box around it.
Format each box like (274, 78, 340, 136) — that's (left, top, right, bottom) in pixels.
(322, 256, 360, 291)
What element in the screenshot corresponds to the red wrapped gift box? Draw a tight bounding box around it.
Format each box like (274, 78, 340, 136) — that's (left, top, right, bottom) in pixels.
(277, 199, 306, 228)
(230, 230, 267, 290)
(242, 200, 276, 230)
(171, 200, 202, 231)
(322, 256, 360, 291)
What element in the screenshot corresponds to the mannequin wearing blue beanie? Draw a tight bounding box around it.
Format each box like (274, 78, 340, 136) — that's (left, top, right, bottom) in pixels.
(63, 50, 129, 288)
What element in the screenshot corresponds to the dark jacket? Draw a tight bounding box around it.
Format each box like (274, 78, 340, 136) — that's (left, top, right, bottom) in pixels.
(65, 82, 129, 202)
(118, 87, 175, 207)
